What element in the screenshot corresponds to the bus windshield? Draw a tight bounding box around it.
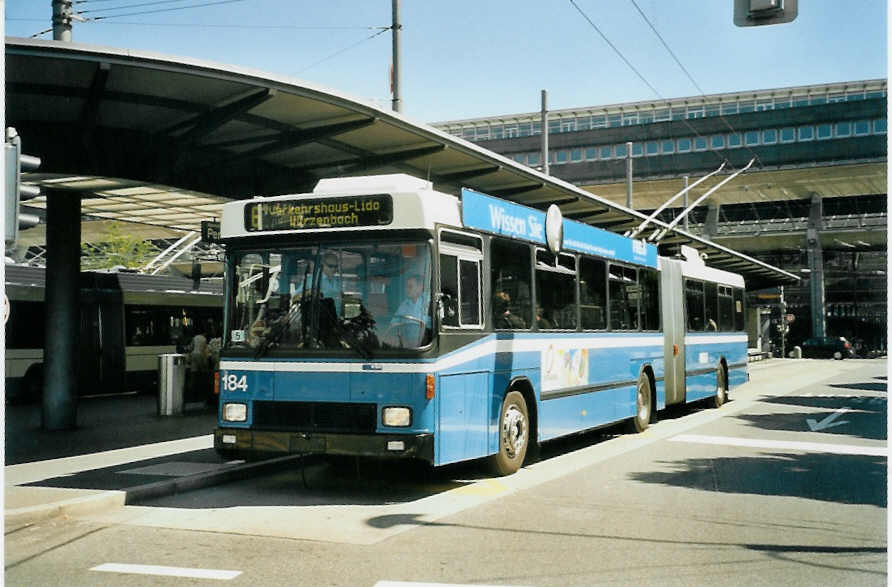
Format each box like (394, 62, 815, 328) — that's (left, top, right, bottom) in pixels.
(226, 242, 433, 356)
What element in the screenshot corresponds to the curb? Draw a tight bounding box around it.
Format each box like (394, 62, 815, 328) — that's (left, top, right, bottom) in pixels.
(5, 490, 127, 527)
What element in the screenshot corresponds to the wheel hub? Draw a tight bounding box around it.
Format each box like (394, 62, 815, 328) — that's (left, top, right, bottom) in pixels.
(502, 406, 526, 458)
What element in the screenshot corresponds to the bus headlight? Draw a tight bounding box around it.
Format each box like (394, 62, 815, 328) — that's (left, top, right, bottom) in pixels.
(222, 403, 247, 422)
(382, 406, 411, 427)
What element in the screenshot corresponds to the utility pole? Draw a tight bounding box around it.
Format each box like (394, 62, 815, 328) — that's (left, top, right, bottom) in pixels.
(625, 141, 633, 208)
(391, 0, 402, 113)
(540, 90, 549, 175)
(52, 0, 73, 41)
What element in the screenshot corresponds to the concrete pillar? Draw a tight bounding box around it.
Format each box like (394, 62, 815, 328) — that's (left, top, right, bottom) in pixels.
(704, 201, 721, 239)
(42, 190, 80, 430)
(806, 192, 826, 339)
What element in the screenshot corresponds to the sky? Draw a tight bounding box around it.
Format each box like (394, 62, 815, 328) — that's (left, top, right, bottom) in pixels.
(5, 1, 888, 124)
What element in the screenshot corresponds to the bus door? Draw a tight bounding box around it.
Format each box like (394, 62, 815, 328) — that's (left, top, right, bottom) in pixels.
(660, 259, 686, 405)
(436, 235, 487, 465)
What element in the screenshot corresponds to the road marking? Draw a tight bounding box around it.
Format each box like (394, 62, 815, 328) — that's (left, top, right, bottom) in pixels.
(90, 563, 242, 580)
(807, 408, 850, 431)
(375, 582, 528, 587)
(671, 434, 888, 457)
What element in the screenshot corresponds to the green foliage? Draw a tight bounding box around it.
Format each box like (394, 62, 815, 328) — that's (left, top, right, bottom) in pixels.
(81, 222, 159, 270)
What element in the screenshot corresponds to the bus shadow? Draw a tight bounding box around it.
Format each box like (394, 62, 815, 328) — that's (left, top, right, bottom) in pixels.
(138, 456, 478, 509)
(628, 452, 886, 507)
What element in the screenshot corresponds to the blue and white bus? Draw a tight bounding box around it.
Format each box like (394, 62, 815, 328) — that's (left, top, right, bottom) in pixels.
(214, 174, 748, 474)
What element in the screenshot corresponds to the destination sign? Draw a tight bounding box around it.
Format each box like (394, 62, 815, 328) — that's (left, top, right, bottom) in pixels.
(245, 194, 393, 232)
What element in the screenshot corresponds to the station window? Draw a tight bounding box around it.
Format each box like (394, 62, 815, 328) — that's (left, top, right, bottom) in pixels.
(774, 98, 791, 109)
(738, 101, 754, 113)
(816, 124, 832, 140)
(527, 152, 540, 166)
(727, 133, 742, 148)
(710, 135, 725, 149)
(585, 147, 598, 160)
(721, 103, 738, 115)
(853, 120, 870, 136)
(518, 123, 532, 137)
(677, 138, 692, 153)
(555, 150, 568, 164)
(576, 117, 591, 131)
(874, 119, 887, 134)
(755, 99, 773, 112)
(744, 131, 760, 146)
(591, 115, 607, 128)
(827, 93, 846, 103)
(705, 105, 720, 117)
(762, 129, 777, 144)
(491, 125, 504, 139)
(615, 144, 628, 158)
(607, 114, 622, 128)
(835, 122, 851, 137)
(661, 139, 675, 154)
(846, 91, 865, 102)
(693, 137, 707, 151)
(571, 148, 582, 162)
(622, 113, 639, 126)
(810, 96, 827, 106)
(793, 96, 810, 107)
(646, 141, 659, 155)
(798, 125, 815, 141)
(780, 127, 796, 143)
(600, 145, 612, 159)
(654, 109, 671, 122)
(639, 112, 653, 124)
(687, 106, 705, 119)
(631, 143, 644, 157)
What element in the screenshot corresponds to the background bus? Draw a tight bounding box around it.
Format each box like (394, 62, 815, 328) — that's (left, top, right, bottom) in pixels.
(214, 174, 749, 474)
(5, 265, 222, 403)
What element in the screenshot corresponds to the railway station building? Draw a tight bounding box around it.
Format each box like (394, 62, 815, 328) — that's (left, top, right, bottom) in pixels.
(432, 79, 888, 355)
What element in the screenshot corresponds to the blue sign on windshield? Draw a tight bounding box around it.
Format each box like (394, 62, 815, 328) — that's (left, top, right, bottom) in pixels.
(461, 188, 657, 268)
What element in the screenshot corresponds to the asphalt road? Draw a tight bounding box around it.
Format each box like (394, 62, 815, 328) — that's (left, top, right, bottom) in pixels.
(5, 359, 887, 586)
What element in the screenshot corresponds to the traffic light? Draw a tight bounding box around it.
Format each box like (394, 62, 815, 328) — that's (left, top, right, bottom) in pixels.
(733, 0, 798, 27)
(5, 127, 41, 246)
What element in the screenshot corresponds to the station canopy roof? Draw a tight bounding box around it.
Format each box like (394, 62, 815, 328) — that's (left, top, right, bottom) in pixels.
(6, 38, 797, 288)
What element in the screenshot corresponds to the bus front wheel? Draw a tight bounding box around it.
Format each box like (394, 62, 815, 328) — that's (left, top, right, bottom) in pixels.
(489, 391, 529, 476)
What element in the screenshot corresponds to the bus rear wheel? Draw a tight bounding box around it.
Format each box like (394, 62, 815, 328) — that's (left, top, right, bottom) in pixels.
(713, 365, 727, 408)
(630, 373, 652, 433)
(489, 391, 529, 476)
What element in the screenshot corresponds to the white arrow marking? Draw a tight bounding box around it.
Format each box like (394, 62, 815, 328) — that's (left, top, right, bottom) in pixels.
(807, 408, 850, 432)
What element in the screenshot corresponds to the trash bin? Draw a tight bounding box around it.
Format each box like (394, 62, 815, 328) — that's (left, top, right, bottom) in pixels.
(158, 353, 186, 416)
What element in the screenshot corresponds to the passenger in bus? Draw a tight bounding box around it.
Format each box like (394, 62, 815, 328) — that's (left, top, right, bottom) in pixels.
(293, 253, 342, 313)
(494, 291, 526, 329)
(535, 305, 553, 330)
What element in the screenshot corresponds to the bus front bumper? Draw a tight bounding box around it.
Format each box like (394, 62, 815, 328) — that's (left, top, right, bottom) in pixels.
(215, 428, 434, 463)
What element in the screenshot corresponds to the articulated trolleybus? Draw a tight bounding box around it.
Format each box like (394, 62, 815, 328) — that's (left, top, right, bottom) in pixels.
(215, 174, 747, 474)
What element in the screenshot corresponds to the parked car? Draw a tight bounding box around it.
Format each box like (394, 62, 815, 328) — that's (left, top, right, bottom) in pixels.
(801, 336, 854, 359)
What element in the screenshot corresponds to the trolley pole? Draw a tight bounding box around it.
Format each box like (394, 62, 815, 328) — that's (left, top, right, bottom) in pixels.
(541, 90, 549, 175)
(52, 0, 73, 41)
(391, 0, 402, 113)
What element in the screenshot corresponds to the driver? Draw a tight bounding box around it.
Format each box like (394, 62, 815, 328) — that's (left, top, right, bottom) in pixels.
(391, 274, 430, 328)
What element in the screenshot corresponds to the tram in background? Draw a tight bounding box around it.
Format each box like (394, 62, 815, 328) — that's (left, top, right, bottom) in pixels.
(4, 265, 222, 402)
(214, 174, 748, 475)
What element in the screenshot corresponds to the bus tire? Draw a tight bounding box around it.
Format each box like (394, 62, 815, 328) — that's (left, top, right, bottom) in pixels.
(630, 373, 652, 433)
(489, 391, 529, 476)
(713, 364, 727, 408)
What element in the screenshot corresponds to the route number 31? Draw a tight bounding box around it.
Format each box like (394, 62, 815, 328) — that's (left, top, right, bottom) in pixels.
(222, 374, 248, 392)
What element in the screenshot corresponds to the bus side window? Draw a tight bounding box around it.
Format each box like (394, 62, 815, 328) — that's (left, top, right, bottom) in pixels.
(439, 254, 459, 327)
(685, 280, 705, 332)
